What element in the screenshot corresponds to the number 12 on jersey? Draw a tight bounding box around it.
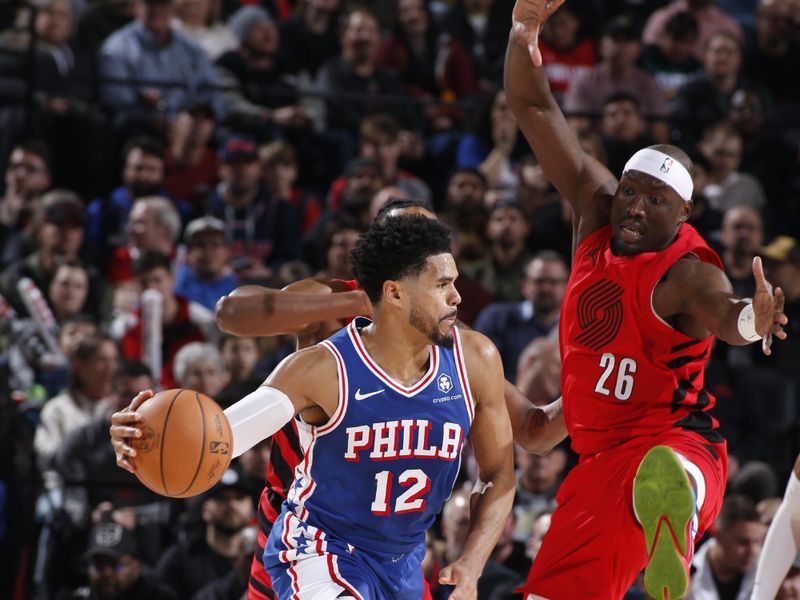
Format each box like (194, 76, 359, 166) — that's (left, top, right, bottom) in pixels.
(371, 469, 431, 515)
(594, 352, 638, 401)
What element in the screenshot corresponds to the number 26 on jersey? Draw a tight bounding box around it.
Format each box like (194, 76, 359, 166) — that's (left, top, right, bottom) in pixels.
(594, 352, 638, 401)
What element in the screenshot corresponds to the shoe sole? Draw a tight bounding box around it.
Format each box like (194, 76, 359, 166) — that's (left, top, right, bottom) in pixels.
(633, 446, 695, 600)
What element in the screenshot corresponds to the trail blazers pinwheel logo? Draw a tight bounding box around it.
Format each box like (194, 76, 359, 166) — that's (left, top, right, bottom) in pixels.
(575, 279, 624, 350)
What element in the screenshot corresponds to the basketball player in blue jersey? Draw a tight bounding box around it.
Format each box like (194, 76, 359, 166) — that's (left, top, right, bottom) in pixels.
(117, 214, 516, 599)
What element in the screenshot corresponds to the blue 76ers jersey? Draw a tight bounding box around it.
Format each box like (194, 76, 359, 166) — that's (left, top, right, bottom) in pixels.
(284, 317, 474, 556)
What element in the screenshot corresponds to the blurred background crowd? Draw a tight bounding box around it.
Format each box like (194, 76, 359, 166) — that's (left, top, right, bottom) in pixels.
(1, 0, 800, 598)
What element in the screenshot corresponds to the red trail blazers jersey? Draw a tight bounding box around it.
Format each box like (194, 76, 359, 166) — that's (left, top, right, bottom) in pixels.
(560, 223, 725, 456)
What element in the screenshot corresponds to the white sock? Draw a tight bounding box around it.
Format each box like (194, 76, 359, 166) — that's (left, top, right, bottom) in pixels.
(752, 472, 800, 600)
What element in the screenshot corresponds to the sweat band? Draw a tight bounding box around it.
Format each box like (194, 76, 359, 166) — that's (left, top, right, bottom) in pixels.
(737, 303, 762, 342)
(224, 385, 295, 458)
(623, 148, 694, 201)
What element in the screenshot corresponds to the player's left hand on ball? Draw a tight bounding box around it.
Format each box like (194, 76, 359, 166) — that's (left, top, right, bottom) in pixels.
(438, 560, 478, 600)
(110, 389, 153, 473)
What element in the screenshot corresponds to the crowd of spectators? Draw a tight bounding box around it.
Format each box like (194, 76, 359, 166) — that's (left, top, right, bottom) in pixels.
(1, 0, 800, 598)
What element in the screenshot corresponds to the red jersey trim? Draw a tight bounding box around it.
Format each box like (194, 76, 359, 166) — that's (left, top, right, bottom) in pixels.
(451, 327, 475, 423)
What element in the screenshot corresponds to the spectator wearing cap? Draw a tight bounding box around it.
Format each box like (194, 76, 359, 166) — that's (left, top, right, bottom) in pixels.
(0, 190, 106, 319)
(563, 15, 670, 144)
(172, 0, 237, 60)
(156, 466, 253, 598)
(85, 136, 168, 264)
(643, 0, 743, 62)
(55, 520, 177, 599)
(0, 140, 52, 264)
(758, 236, 800, 375)
(163, 100, 220, 206)
(207, 135, 301, 281)
(640, 11, 703, 101)
(174, 216, 236, 310)
(215, 6, 308, 136)
(460, 201, 532, 303)
(98, 0, 224, 129)
(118, 251, 215, 388)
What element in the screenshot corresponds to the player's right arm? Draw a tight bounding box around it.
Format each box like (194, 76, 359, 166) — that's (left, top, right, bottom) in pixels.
(505, 0, 616, 240)
(505, 381, 567, 455)
(110, 346, 339, 471)
(215, 278, 371, 338)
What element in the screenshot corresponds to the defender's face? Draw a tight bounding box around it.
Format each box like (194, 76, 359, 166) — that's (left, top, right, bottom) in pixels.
(610, 170, 691, 256)
(406, 253, 461, 348)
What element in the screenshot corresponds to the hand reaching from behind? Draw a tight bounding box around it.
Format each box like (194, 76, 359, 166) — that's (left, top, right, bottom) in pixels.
(752, 256, 788, 355)
(109, 390, 153, 473)
(511, 0, 566, 66)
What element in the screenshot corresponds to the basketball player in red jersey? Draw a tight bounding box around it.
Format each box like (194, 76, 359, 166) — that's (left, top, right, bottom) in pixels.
(505, 2, 788, 599)
(111, 200, 567, 599)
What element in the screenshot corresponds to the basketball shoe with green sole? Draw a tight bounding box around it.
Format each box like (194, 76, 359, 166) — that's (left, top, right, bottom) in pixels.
(633, 445, 697, 600)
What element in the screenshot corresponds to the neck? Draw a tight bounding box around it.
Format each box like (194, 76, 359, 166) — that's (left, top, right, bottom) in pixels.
(347, 55, 376, 78)
(359, 317, 431, 387)
(493, 243, 524, 268)
(604, 61, 633, 78)
(533, 306, 559, 327)
(723, 249, 752, 274)
(710, 72, 737, 94)
(224, 187, 257, 208)
(205, 525, 241, 558)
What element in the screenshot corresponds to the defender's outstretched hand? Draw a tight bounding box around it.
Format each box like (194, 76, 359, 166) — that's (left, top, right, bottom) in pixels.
(752, 256, 788, 355)
(511, 0, 566, 66)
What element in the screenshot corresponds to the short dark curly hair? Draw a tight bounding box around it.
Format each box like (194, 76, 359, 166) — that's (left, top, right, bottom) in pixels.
(352, 215, 452, 303)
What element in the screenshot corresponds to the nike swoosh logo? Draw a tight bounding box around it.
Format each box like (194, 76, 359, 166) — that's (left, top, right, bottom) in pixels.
(354, 388, 384, 401)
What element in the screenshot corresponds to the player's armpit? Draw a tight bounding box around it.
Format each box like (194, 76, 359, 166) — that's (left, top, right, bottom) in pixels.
(264, 344, 340, 426)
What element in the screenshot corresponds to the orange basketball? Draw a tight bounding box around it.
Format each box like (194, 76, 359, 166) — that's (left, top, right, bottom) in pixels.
(130, 389, 233, 498)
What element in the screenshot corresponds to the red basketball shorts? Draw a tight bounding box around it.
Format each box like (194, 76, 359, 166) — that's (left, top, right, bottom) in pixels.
(520, 430, 727, 600)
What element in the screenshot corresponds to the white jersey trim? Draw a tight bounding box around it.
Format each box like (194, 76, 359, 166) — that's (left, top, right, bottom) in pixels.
(347, 319, 439, 397)
(452, 327, 475, 423)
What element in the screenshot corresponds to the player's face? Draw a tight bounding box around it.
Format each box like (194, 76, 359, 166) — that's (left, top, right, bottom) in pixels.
(407, 253, 460, 349)
(610, 170, 691, 256)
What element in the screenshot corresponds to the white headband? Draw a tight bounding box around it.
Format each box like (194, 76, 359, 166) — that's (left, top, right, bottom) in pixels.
(622, 148, 693, 202)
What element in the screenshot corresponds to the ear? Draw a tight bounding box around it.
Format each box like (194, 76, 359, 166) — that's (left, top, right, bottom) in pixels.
(678, 199, 693, 224)
(382, 280, 404, 307)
